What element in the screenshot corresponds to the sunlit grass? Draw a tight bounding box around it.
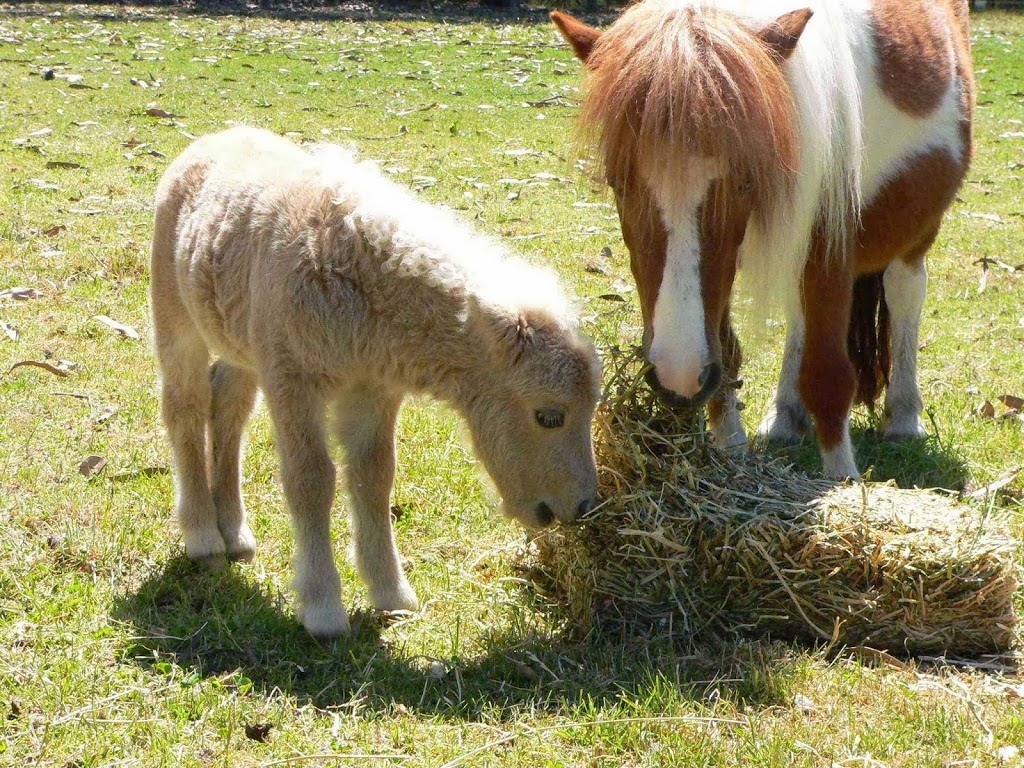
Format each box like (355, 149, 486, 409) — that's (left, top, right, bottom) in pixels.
(0, 4, 1022, 767)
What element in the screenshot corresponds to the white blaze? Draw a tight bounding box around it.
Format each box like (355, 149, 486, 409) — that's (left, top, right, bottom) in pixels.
(646, 157, 722, 399)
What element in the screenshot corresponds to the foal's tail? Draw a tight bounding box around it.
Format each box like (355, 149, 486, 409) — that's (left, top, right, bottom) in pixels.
(847, 272, 891, 406)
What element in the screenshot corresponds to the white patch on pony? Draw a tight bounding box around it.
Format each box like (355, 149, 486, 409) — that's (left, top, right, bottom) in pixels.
(711, 389, 749, 453)
(757, 307, 811, 441)
(821, 421, 859, 480)
(646, 156, 723, 398)
(881, 259, 928, 438)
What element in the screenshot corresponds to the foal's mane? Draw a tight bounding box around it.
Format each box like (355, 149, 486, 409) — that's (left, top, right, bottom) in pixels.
(581, 0, 800, 230)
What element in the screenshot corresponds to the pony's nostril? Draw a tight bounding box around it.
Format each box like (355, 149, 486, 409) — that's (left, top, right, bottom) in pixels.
(576, 498, 594, 519)
(536, 502, 554, 526)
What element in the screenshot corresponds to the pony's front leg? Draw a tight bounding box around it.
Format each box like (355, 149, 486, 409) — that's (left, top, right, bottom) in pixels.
(708, 315, 747, 453)
(881, 256, 929, 439)
(757, 307, 812, 442)
(334, 391, 417, 614)
(264, 375, 349, 637)
(800, 257, 859, 479)
(209, 360, 259, 561)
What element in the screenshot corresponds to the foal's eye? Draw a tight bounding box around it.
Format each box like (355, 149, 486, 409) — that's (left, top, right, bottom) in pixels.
(535, 408, 565, 429)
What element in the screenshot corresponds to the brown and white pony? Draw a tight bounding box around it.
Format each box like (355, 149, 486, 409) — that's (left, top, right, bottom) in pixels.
(553, 0, 973, 477)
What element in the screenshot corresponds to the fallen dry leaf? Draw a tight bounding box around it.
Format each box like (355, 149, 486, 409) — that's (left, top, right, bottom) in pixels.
(93, 315, 140, 340)
(1, 321, 19, 342)
(0, 286, 42, 301)
(244, 723, 273, 743)
(998, 394, 1024, 411)
(146, 107, 179, 119)
(977, 399, 996, 419)
(8, 360, 74, 378)
(78, 455, 107, 478)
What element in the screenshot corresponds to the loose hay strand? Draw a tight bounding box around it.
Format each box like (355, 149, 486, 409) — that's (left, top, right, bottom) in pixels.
(535, 347, 1019, 656)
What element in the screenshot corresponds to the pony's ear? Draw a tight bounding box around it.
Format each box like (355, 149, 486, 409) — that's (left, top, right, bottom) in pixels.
(758, 8, 814, 62)
(551, 11, 602, 66)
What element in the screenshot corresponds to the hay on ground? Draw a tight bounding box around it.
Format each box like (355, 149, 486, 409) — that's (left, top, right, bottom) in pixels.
(534, 348, 1019, 656)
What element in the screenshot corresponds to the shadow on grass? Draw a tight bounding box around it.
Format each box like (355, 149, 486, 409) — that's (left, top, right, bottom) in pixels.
(112, 555, 805, 718)
(765, 417, 971, 491)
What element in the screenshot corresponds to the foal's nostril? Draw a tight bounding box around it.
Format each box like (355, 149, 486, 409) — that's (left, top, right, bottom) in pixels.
(536, 501, 555, 526)
(576, 498, 594, 519)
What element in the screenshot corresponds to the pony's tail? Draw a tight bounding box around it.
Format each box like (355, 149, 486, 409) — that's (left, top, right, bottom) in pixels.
(847, 273, 891, 406)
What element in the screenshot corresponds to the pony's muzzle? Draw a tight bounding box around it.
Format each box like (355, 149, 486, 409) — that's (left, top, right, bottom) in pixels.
(535, 497, 595, 527)
(646, 361, 721, 408)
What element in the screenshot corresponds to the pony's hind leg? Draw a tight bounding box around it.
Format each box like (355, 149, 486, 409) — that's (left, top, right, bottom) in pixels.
(881, 256, 929, 439)
(153, 311, 225, 567)
(209, 360, 259, 561)
(333, 390, 417, 614)
(263, 373, 349, 637)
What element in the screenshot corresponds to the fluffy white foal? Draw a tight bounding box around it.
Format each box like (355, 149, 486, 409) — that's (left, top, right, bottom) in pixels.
(151, 127, 601, 637)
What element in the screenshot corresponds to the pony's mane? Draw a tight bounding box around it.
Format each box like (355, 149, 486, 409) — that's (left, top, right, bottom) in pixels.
(582, 0, 799, 232)
(308, 143, 577, 326)
(579, 0, 865, 314)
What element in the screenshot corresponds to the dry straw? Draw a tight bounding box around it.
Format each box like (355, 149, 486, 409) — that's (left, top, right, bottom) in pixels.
(534, 347, 1019, 656)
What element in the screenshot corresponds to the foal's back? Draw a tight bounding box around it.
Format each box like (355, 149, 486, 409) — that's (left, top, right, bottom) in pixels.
(152, 127, 366, 370)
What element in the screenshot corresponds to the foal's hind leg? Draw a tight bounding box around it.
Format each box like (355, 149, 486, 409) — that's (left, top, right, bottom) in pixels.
(263, 373, 348, 637)
(153, 313, 225, 567)
(334, 390, 417, 614)
(209, 360, 259, 561)
(881, 255, 930, 439)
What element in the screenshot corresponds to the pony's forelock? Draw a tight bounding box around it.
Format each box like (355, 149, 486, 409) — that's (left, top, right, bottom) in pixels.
(582, 0, 800, 231)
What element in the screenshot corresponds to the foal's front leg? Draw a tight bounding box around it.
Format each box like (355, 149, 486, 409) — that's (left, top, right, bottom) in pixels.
(334, 390, 417, 614)
(263, 375, 348, 637)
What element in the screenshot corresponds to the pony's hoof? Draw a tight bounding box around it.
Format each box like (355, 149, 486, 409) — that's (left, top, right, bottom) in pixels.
(881, 416, 928, 440)
(299, 599, 351, 638)
(371, 580, 419, 614)
(756, 404, 809, 443)
(197, 552, 230, 571)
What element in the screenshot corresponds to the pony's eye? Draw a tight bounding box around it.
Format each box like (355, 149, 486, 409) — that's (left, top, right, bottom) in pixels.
(535, 408, 565, 429)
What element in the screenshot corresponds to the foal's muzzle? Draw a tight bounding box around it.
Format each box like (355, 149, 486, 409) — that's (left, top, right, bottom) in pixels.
(645, 361, 722, 408)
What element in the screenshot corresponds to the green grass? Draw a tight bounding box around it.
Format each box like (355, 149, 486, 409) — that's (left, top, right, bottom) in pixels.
(1, 4, 1022, 767)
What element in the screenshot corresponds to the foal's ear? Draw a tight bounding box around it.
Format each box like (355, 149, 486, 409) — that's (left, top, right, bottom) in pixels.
(551, 11, 603, 66)
(470, 297, 543, 368)
(757, 8, 814, 62)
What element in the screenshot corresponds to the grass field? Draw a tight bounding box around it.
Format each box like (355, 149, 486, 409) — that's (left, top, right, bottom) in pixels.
(1, 3, 1023, 767)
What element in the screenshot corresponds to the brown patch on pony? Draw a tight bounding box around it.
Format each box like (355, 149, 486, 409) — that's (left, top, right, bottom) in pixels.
(614, 181, 667, 330)
(870, 0, 954, 117)
(578, 2, 801, 234)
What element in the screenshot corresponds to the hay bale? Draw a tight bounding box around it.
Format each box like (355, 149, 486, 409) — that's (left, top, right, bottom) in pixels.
(535, 348, 1019, 656)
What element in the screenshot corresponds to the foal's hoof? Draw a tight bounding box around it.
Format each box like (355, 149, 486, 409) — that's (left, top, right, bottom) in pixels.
(195, 552, 230, 571)
(224, 525, 258, 563)
(370, 580, 419, 614)
(183, 527, 228, 570)
(299, 600, 352, 638)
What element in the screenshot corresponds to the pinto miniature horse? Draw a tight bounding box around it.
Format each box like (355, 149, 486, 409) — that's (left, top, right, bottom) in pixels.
(553, 0, 973, 478)
(151, 127, 601, 637)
